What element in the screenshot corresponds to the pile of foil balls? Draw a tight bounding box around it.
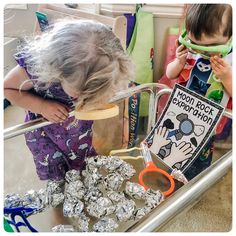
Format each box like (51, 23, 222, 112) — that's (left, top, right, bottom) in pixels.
(4, 155, 165, 232)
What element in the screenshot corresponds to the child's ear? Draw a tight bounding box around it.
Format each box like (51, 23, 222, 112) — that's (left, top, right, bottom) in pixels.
(175, 39, 182, 48)
(175, 39, 179, 48)
(175, 39, 186, 49)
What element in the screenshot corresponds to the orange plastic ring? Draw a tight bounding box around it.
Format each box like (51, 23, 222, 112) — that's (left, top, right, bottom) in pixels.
(139, 167, 175, 197)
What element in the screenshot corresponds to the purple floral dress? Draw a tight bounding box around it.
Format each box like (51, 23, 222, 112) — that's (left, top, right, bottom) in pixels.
(16, 54, 97, 181)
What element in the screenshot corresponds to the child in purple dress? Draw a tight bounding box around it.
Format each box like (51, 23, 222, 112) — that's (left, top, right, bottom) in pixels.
(4, 20, 133, 182)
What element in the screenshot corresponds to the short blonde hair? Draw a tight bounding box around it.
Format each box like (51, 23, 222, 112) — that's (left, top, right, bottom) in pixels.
(18, 19, 134, 110)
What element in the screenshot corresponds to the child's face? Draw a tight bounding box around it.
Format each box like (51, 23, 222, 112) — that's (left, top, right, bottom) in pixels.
(61, 81, 80, 99)
(187, 31, 230, 58)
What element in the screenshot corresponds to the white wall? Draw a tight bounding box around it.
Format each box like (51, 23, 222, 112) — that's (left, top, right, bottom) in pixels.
(4, 4, 39, 38)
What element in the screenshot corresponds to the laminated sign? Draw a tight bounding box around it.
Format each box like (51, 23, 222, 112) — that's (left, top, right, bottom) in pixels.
(145, 84, 224, 172)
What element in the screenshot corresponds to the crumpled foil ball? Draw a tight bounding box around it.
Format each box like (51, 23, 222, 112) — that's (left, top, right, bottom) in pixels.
(106, 190, 125, 203)
(87, 197, 115, 218)
(82, 169, 103, 188)
(75, 212, 90, 232)
(93, 217, 118, 232)
(84, 187, 103, 204)
(104, 172, 124, 191)
(63, 199, 84, 218)
(125, 181, 145, 199)
(115, 199, 136, 222)
(52, 224, 75, 232)
(143, 189, 164, 209)
(65, 180, 85, 202)
(134, 206, 152, 220)
(21, 190, 46, 210)
(4, 193, 22, 208)
(50, 193, 64, 208)
(85, 156, 106, 170)
(65, 169, 81, 183)
(118, 162, 136, 179)
(103, 156, 124, 172)
(46, 180, 64, 195)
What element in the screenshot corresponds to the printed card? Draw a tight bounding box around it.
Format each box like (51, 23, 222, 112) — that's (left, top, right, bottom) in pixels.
(145, 84, 224, 172)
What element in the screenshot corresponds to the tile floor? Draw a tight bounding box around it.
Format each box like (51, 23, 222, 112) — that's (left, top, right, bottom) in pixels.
(4, 105, 232, 232)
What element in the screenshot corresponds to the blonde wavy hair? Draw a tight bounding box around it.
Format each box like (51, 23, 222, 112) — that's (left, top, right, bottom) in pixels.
(17, 19, 134, 111)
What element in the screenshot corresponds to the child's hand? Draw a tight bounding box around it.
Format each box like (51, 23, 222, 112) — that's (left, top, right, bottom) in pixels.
(210, 56, 232, 82)
(40, 100, 69, 123)
(175, 39, 189, 66)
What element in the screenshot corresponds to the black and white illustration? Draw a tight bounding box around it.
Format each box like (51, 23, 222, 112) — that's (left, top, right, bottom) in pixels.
(145, 84, 224, 172)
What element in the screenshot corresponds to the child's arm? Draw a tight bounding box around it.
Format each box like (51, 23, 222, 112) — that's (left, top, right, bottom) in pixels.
(4, 65, 69, 122)
(166, 40, 189, 79)
(210, 56, 232, 97)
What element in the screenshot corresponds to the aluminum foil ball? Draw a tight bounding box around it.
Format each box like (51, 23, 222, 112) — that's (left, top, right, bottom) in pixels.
(84, 187, 103, 204)
(125, 181, 145, 200)
(22, 190, 45, 210)
(82, 169, 103, 188)
(87, 197, 115, 218)
(93, 217, 118, 232)
(115, 199, 136, 222)
(118, 162, 136, 179)
(134, 206, 152, 220)
(143, 189, 164, 209)
(104, 173, 124, 191)
(103, 156, 124, 172)
(85, 156, 106, 170)
(4, 193, 22, 208)
(65, 180, 85, 202)
(52, 224, 75, 232)
(66, 189, 85, 203)
(65, 169, 81, 183)
(50, 193, 64, 208)
(66, 180, 84, 191)
(106, 190, 125, 203)
(46, 180, 64, 195)
(63, 199, 84, 218)
(75, 212, 90, 232)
